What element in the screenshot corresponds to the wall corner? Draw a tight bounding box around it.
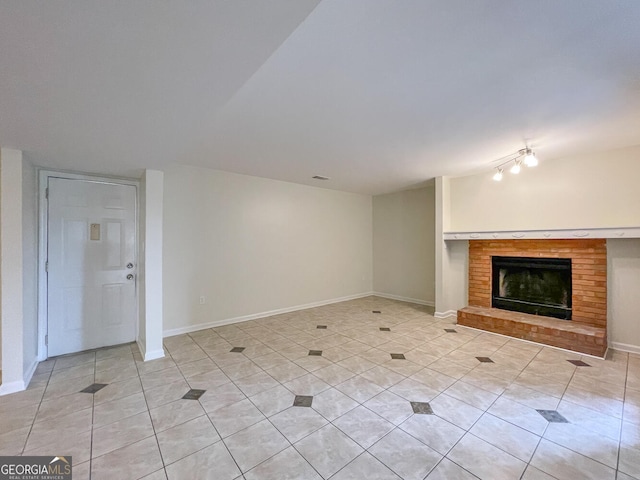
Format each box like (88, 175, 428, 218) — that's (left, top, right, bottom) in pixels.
(139, 169, 165, 361)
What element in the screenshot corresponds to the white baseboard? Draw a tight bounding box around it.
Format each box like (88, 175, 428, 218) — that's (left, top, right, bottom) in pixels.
(143, 349, 166, 361)
(372, 292, 434, 307)
(137, 339, 165, 361)
(0, 379, 26, 396)
(434, 310, 458, 319)
(610, 341, 640, 355)
(164, 292, 375, 338)
(0, 357, 38, 395)
(23, 357, 38, 388)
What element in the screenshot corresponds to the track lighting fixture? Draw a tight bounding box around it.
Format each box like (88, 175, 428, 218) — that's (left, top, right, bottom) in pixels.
(492, 147, 538, 181)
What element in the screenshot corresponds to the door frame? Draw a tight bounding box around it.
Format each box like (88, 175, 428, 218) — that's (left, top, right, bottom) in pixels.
(37, 170, 140, 360)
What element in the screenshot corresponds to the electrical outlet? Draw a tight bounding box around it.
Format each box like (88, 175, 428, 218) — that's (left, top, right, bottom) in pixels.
(199, 296, 205, 305)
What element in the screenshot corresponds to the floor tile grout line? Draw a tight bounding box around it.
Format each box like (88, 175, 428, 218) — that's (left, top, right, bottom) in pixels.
(218, 382, 286, 474)
(91, 300, 635, 479)
(615, 353, 631, 475)
(215, 315, 470, 477)
(88, 351, 97, 480)
(182, 307, 427, 477)
(170, 339, 258, 478)
(442, 385, 526, 476)
(231, 343, 359, 478)
(448, 429, 525, 479)
(212, 435, 244, 479)
(132, 344, 170, 479)
(519, 406, 554, 479)
(522, 344, 629, 478)
(19, 360, 54, 456)
(421, 456, 480, 480)
(398, 330, 570, 477)
(537, 434, 620, 473)
(363, 426, 431, 479)
(325, 451, 376, 480)
(464, 343, 561, 471)
(245, 414, 324, 479)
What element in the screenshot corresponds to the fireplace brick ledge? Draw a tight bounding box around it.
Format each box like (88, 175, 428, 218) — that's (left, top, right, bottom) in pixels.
(457, 306, 606, 357)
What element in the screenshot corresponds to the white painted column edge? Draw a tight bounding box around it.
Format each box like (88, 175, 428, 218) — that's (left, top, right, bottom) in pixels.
(0, 148, 26, 395)
(140, 169, 164, 361)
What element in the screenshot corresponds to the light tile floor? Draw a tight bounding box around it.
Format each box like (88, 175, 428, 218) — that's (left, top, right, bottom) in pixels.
(1, 296, 639, 479)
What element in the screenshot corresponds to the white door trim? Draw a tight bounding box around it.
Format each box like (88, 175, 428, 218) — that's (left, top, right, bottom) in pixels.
(37, 170, 140, 360)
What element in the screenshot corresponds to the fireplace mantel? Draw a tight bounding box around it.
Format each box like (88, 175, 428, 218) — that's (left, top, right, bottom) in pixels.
(443, 226, 640, 241)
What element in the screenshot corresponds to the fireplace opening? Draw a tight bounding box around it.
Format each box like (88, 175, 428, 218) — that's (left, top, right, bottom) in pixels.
(491, 256, 572, 320)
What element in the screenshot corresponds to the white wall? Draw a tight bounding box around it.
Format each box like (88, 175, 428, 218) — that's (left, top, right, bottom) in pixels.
(138, 174, 146, 347)
(373, 186, 435, 305)
(434, 177, 468, 318)
(448, 145, 640, 232)
(162, 165, 373, 334)
(22, 159, 38, 376)
(0, 148, 25, 394)
(608, 239, 640, 353)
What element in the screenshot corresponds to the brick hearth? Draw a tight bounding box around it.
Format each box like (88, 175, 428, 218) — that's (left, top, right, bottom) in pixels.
(458, 239, 607, 356)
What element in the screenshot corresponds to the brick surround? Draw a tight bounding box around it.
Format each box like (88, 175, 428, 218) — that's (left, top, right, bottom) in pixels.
(459, 239, 607, 356)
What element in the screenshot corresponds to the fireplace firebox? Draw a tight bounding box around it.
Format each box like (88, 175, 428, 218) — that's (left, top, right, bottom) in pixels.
(491, 256, 572, 320)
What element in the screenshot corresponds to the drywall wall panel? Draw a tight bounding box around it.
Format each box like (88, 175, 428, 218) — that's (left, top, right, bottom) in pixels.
(0, 148, 24, 393)
(163, 166, 373, 332)
(373, 186, 435, 304)
(449, 145, 640, 232)
(22, 158, 38, 376)
(608, 238, 640, 353)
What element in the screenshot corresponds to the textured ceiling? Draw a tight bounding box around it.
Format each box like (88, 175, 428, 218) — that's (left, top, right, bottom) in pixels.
(2, 0, 640, 194)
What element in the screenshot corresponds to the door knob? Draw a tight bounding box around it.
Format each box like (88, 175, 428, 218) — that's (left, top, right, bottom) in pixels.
(127, 274, 134, 280)
(127, 263, 134, 269)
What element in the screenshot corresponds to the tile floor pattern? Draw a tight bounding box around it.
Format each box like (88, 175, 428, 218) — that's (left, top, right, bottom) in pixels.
(0, 296, 639, 479)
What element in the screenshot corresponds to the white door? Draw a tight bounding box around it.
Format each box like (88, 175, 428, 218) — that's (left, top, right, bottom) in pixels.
(47, 177, 137, 357)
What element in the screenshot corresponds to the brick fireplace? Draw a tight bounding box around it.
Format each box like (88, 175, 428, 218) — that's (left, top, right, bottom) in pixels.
(458, 239, 607, 356)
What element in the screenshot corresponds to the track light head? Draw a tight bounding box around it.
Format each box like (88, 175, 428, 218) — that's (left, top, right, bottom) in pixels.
(524, 148, 538, 167)
(493, 168, 504, 181)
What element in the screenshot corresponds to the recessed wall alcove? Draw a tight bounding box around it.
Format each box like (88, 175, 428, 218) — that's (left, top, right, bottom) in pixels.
(458, 239, 607, 356)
